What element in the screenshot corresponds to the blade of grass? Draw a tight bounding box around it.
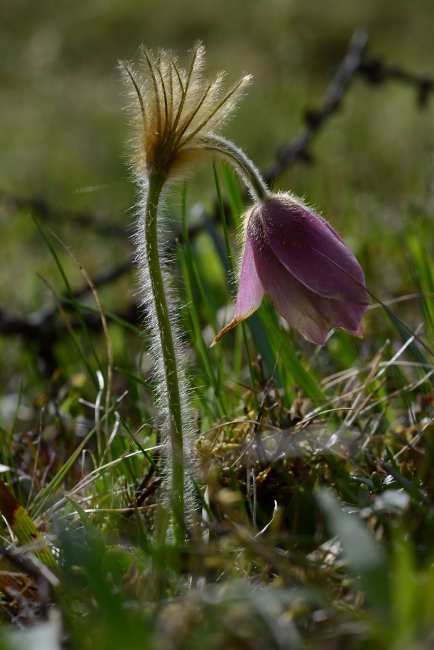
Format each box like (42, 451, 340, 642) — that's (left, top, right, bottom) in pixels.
(406, 233, 434, 340)
(32, 216, 102, 390)
(177, 243, 227, 419)
(31, 392, 128, 518)
(60, 298, 141, 334)
(118, 416, 160, 473)
(257, 300, 325, 401)
(115, 366, 153, 391)
(37, 273, 99, 391)
(220, 162, 245, 232)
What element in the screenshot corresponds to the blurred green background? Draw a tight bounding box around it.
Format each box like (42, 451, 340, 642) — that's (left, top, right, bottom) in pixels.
(1, 0, 434, 404)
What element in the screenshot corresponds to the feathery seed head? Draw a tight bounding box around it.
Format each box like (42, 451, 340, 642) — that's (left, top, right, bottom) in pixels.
(121, 42, 251, 182)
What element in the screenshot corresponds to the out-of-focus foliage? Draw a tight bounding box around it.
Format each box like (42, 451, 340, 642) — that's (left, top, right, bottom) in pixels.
(1, 1, 434, 648)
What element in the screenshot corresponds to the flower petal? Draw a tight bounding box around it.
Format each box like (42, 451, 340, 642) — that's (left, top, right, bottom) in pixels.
(234, 224, 264, 318)
(258, 195, 369, 306)
(249, 216, 332, 345)
(329, 300, 369, 336)
(212, 225, 264, 344)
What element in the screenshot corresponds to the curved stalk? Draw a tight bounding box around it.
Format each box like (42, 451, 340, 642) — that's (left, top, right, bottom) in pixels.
(144, 172, 185, 545)
(199, 134, 270, 202)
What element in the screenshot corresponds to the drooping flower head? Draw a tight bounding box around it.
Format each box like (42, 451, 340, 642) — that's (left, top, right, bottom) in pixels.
(214, 193, 370, 346)
(121, 42, 252, 183)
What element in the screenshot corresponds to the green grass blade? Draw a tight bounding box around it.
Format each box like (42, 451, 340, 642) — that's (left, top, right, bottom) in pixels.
(257, 301, 324, 401)
(118, 416, 160, 473)
(177, 244, 227, 419)
(220, 162, 245, 232)
(60, 297, 141, 334)
(31, 395, 125, 517)
(32, 216, 102, 390)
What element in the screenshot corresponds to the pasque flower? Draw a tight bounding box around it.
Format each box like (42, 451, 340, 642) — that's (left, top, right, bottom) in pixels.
(214, 193, 369, 346)
(121, 41, 369, 541)
(121, 42, 259, 543)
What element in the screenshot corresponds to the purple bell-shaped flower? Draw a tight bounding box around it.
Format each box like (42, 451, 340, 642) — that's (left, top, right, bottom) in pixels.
(214, 193, 369, 345)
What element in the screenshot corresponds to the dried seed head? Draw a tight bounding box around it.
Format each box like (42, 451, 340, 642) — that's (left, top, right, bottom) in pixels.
(121, 42, 251, 182)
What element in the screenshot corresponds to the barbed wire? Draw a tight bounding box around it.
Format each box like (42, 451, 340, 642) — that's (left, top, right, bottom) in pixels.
(264, 29, 369, 183)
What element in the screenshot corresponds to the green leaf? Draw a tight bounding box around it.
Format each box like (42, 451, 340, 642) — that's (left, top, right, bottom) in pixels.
(316, 487, 390, 616)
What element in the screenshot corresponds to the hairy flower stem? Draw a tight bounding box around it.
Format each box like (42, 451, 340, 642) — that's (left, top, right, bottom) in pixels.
(145, 172, 185, 545)
(201, 134, 270, 202)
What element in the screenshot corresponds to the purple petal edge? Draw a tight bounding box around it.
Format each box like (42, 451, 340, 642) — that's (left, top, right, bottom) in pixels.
(212, 222, 264, 344)
(259, 195, 370, 306)
(234, 223, 264, 319)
